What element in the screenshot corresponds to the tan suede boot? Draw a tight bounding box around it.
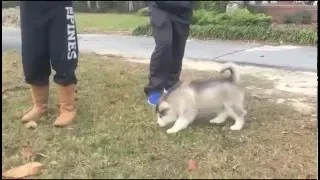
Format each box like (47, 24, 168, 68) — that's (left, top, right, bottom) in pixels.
(21, 85, 49, 123)
(53, 84, 76, 127)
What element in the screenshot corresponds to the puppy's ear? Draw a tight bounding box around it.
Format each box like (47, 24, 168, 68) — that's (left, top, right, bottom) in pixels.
(159, 101, 170, 110)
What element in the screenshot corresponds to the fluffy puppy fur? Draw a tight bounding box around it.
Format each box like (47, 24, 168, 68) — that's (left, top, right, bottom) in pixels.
(155, 63, 247, 134)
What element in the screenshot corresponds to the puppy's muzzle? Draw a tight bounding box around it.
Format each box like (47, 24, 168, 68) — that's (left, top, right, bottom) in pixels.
(157, 120, 166, 127)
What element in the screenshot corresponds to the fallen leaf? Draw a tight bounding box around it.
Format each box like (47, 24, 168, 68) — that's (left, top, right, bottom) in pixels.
(25, 121, 37, 129)
(187, 160, 198, 172)
(2, 162, 43, 178)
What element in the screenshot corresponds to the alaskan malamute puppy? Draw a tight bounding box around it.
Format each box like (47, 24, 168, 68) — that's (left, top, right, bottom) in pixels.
(156, 63, 247, 134)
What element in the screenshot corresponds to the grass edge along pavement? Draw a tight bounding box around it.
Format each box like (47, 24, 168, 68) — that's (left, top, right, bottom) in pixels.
(2, 9, 316, 45)
(132, 23, 317, 46)
(2, 51, 317, 179)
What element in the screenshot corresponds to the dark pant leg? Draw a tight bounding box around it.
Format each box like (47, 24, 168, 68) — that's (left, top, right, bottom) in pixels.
(20, 2, 51, 86)
(144, 6, 173, 95)
(165, 21, 190, 90)
(49, 2, 78, 86)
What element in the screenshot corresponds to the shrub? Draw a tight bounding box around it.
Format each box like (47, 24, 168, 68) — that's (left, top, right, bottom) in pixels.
(192, 8, 272, 27)
(283, 15, 295, 24)
(228, 8, 272, 27)
(197, 1, 229, 13)
(191, 10, 220, 25)
(2, 1, 19, 9)
(132, 23, 152, 36)
(137, 7, 149, 16)
(132, 23, 317, 46)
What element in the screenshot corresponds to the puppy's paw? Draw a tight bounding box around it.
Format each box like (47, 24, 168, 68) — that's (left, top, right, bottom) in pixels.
(209, 119, 217, 124)
(230, 124, 243, 131)
(209, 117, 224, 124)
(166, 128, 179, 134)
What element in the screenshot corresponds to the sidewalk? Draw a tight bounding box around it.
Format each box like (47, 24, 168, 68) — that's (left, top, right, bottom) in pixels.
(2, 27, 317, 71)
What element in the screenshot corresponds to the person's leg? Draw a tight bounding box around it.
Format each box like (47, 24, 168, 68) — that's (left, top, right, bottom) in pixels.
(20, 2, 51, 123)
(144, 6, 173, 106)
(49, 2, 78, 127)
(166, 21, 190, 90)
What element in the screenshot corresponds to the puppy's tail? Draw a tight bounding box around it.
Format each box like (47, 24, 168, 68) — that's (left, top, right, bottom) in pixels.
(220, 62, 240, 84)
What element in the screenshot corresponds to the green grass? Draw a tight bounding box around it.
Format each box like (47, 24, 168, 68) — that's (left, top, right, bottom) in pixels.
(2, 52, 317, 179)
(75, 13, 148, 34)
(132, 23, 317, 46)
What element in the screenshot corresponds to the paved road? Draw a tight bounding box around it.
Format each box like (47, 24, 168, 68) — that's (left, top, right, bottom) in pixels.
(2, 27, 317, 72)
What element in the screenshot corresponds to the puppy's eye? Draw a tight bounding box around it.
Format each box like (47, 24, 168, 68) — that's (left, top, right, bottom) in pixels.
(158, 109, 168, 118)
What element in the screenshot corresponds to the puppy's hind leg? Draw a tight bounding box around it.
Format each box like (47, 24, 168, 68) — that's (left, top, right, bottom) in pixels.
(226, 105, 245, 131)
(230, 116, 244, 131)
(233, 103, 247, 118)
(167, 110, 196, 134)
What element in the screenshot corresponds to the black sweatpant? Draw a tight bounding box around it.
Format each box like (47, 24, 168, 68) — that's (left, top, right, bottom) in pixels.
(144, 5, 191, 95)
(20, 1, 78, 86)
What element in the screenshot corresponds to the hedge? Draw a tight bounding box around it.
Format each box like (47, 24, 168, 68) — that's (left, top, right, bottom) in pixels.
(194, 1, 229, 13)
(137, 7, 149, 16)
(192, 9, 272, 27)
(132, 23, 317, 46)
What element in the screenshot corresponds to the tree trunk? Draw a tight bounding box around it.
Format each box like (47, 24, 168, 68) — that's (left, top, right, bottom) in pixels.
(95, 1, 100, 10)
(87, 1, 91, 10)
(128, 1, 134, 12)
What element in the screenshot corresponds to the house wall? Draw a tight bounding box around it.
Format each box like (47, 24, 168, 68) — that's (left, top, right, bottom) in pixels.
(250, 4, 318, 23)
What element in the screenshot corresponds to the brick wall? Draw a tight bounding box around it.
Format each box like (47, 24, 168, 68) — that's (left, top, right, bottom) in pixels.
(251, 4, 318, 23)
(277, 1, 295, 5)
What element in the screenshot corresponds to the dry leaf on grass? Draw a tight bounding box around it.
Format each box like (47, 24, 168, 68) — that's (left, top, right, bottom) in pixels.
(187, 160, 198, 172)
(2, 162, 43, 179)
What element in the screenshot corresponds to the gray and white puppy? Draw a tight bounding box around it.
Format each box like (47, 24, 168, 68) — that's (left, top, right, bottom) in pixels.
(155, 63, 247, 134)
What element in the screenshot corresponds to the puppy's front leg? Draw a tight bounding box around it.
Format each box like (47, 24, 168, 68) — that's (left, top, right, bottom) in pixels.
(166, 118, 190, 134)
(230, 116, 244, 130)
(167, 110, 196, 134)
